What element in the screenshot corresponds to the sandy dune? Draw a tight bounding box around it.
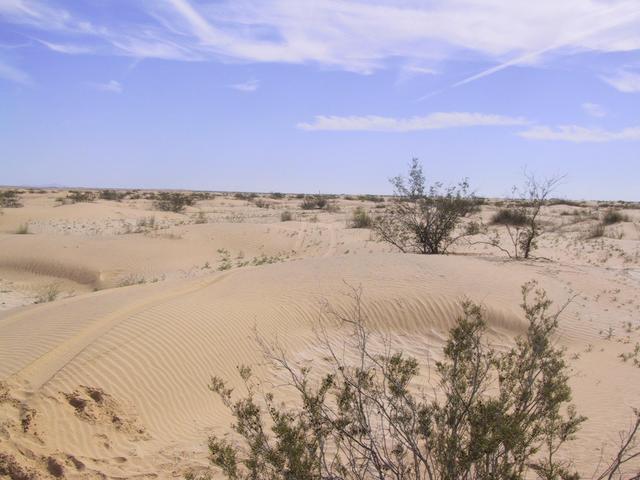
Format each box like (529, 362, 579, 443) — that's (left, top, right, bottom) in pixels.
(1, 191, 639, 478)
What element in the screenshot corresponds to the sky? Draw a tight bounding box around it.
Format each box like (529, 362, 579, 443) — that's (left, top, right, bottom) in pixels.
(1, 0, 639, 200)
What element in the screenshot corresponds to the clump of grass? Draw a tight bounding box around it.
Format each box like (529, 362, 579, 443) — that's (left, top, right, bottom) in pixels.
(586, 222, 605, 239)
(15, 223, 30, 234)
(34, 283, 61, 304)
(117, 274, 146, 287)
(490, 208, 528, 226)
(349, 207, 372, 228)
(602, 209, 629, 225)
(193, 211, 207, 224)
(280, 210, 293, 222)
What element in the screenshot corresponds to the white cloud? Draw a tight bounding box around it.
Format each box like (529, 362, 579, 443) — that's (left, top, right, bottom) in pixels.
(39, 40, 93, 55)
(601, 69, 640, 92)
(3, 0, 640, 75)
(229, 79, 259, 92)
(298, 112, 528, 132)
(581, 102, 606, 117)
(91, 80, 122, 93)
(518, 124, 640, 142)
(0, 59, 32, 85)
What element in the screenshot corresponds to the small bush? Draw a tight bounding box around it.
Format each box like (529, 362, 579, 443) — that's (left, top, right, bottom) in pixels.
(194, 211, 208, 224)
(270, 192, 285, 199)
(602, 209, 629, 225)
(0, 190, 23, 208)
(357, 194, 384, 203)
(15, 223, 30, 234)
(349, 207, 372, 228)
(280, 210, 293, 222)
(99, 189, 124, 201)
(67, 190, 96, 203)
(234, 192, 257, 201)
(586, 223, 605, 239)
(46, 457, 64, 478)
(0, 452, 37, 480)
(34, 283, 60, 304)
(491, 207, 528, 226)
(300, 195, 328, 210)
(153, 192, 195, 213)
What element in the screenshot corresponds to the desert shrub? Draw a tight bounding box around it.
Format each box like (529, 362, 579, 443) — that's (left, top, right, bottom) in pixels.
(0, 190, 23, 208)
(153, 192, 195, 213)
(0, 452, 37, 480)
(357, 194, 385, 203)
(67, 190, 96, 203)
(586, 222, 605, 239)
(34, 283, 60, 303)
(193, 211, 208, 224)
(15, 223, 30, 234)
(373, 158, 475, 254)
(98, 189, 124, 201)
(491, 207, 528, 226)
(300, 195, 328, 210)
(46, 457, 64, 478)
(253, 198, 271, 209)
(602, 209, 629, 225)
(205, 283, 640, 480)
(270, 192, 285, 199)
(349, 207, 372, 228)
(234, 192, 257, 201)
(117, 274, 146, 287)
(280, 210, 293, 222)
(476, 173, 563, 259)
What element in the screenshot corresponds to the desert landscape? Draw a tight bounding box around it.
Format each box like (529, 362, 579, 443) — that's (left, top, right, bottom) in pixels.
(1, 185, 639, 479)
(2, 1, 640, 478)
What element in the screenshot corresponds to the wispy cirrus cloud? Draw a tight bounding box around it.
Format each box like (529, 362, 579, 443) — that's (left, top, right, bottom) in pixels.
(90, 80, 122, 93)
(2, 0, 640, 76)
(581, 102, 606, 117)
(601, 69, 640, 93)
(229, 79, 259, 92)
(298, 112, 529, 132)
(518, 124, 640, 142)
(0, 58, 32, 85)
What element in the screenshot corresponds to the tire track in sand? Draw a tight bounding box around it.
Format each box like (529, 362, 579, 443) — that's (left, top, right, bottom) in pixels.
(11, 270, 237, 391)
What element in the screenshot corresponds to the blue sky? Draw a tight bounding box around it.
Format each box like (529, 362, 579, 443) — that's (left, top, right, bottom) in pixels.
(1, 0, 639, 199)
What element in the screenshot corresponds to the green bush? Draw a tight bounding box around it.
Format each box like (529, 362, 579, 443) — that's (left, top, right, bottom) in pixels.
(203, 283, 640, 480)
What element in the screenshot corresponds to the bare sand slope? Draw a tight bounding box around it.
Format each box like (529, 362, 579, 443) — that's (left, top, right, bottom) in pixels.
(1, 254, 639, 478)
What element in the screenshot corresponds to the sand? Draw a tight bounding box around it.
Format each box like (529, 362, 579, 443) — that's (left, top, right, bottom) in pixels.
(1, 190, 639, 478)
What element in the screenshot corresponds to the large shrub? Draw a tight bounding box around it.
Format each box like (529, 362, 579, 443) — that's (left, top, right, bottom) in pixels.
(201, 283, 639, 480)
(373, 159, 475, 254)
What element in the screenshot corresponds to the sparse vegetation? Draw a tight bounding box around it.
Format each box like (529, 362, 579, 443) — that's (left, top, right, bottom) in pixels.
(34, 283, 61, 304)
(205, 283, 640, 480)
(349, 206, 372, 228)
(67, 190, 96, 203)
(153, 192, 195, 213)
(280, 210, 293, 222)
(374, 158, 475, 254)
(301, 195, 328, 210)
(117, 274, 146, 287)
(15, 223, 30, 234)
(99, 189, 125, 201)
(491, 207, 528, 226)
(602, 209, 629, 225)
(0, 190, 23, 208)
